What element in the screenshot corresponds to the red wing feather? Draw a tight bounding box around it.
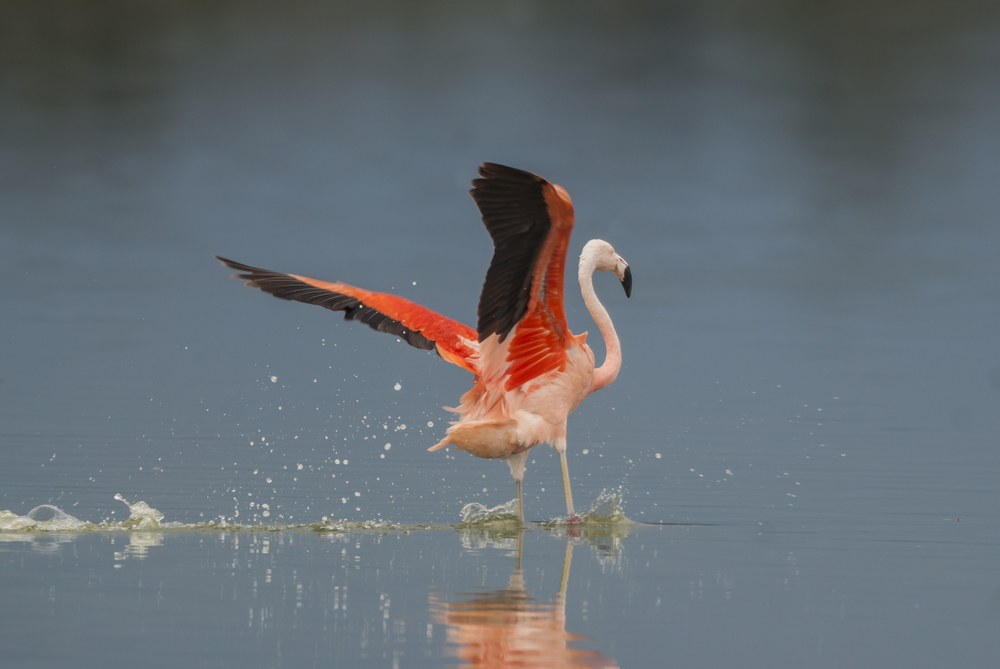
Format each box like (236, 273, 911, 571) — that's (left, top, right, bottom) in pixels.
(469, 164, 577, 390)
(216, 256, 478, 372)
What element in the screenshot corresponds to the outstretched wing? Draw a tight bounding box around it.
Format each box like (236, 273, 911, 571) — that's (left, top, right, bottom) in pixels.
(216, 256, 478, 372)
(470, 163, 576, 390)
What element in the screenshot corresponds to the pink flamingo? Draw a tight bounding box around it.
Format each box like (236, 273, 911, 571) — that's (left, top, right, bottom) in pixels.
(217, 163, 631, 521)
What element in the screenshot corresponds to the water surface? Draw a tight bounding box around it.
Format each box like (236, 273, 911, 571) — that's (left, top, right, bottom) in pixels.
(2, 1, 999, 667)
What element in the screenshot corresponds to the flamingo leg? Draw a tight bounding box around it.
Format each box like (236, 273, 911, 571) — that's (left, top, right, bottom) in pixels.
(557, 444, 576, 520)
(506, 450, 528, 522)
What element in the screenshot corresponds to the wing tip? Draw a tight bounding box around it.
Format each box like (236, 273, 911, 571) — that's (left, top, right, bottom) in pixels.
(215, 255, 257, 274)
(474, 162, 546, 183)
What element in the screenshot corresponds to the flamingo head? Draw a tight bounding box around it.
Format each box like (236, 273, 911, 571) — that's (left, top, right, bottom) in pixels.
(582, 239, 632, 298)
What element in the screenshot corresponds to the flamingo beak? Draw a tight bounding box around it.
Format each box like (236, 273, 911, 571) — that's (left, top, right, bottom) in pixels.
(621, 264, 632, 298)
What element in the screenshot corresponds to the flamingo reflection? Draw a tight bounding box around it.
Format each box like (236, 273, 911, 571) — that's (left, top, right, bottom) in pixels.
(430, 532, 618, 668)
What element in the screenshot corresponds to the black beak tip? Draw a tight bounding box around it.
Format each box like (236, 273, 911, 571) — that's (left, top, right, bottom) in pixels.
(621, 265, 632, 298)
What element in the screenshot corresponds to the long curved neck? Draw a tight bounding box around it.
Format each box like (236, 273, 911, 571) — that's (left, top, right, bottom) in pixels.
(579, 254, 621, 395)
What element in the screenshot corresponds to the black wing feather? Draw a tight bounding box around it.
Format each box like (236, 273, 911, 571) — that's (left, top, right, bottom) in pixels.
(215, 256, 435, 351)
(470, 163, 552, 343)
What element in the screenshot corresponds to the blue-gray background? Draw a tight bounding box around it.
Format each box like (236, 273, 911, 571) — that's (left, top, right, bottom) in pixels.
(1, 1, 998, 667)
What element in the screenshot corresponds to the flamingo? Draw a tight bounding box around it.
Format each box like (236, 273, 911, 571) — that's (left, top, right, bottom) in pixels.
(216, 163, 631, 521)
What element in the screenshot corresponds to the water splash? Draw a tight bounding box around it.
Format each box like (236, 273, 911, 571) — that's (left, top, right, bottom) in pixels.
(307, 518, 398, 532)
(0, 490, 629, 535)
(542, 488, 632, 526)
(458, 499, 519, 525)
(0, 497, 168, 533)
(0, 501, 404, 535)
(0, 505, 88, 531)
(114, 494, 166, 529)
(579, 488, 628, 523)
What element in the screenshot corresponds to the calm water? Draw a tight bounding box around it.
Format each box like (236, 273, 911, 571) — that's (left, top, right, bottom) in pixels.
(2, 1, 999, 667)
